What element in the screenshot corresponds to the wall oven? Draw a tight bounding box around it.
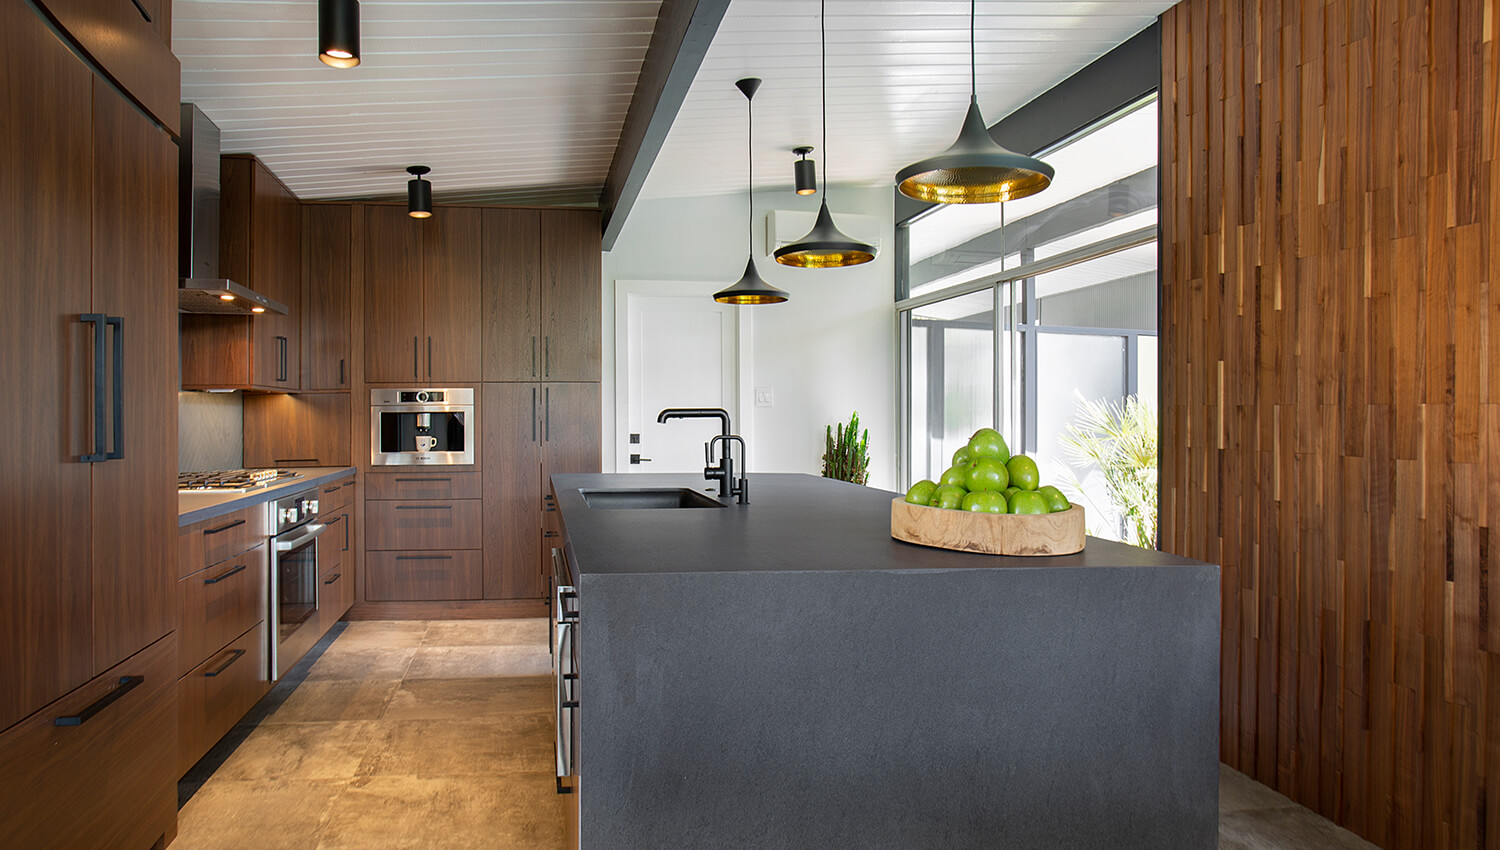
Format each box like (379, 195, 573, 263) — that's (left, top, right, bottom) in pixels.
(269, 488, 325, 680)
(552, 544, 579, 794)
(370, 388, 476, 466)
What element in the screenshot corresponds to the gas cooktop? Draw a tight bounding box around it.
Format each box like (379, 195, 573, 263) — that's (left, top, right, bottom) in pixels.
(178, 469, 304, 493)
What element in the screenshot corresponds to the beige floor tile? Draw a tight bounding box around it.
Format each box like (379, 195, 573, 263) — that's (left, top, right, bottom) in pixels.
(212, 721, 382, 783)
(329, 620, 429, 650)
(422, 618, 549, 647)
(263, 679, 400, 724)
(316, 774, 565, 850)
(1218, 764, 1299, 814)
(383, 675, 553, 721)
(357, 716, 555, 778)
(173, 779, 344, 850)
(305, 646, 418, 681)
(405, 644, 551, 679)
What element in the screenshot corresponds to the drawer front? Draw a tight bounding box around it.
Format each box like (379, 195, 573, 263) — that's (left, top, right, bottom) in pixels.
(365, 499, 482, 550)
(0, 633, 177, 850)
(179, 543, 269, 678)
(365, 471, 481, 500)
(319, 565, 354, 631)
(179, 504, 266, 579)
(318, 477, 355, 513)
(179, 623, 269, 776)
(365, 550, 483, 601)
(322, 513, 348, 575)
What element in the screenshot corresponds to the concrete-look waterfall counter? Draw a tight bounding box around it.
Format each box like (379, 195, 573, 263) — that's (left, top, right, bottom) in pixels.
(551, 472, 1219, 849)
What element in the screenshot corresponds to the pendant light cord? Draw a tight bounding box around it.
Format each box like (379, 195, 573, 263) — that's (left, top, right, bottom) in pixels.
(970, 0, 976, 98)
(747, 88, 754, 250)
(821, 0, 828, 195)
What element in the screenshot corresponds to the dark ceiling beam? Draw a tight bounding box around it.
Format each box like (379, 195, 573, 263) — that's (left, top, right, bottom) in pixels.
(600, 0, 731, 251)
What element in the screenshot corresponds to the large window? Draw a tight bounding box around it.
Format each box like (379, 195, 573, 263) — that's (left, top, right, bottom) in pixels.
(898, 96, 1159, 546)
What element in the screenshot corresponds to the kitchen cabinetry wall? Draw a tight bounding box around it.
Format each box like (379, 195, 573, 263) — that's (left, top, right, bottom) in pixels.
(0, 1, 178, 846)
(302, 204, 352, 390)
(482, 209, 601, 382)
(181, 154, 303, 392)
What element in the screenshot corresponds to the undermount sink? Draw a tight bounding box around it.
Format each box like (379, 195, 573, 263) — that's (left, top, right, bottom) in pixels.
(580, 488, 726, 510)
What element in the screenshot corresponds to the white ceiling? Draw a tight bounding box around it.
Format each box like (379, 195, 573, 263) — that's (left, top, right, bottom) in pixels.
(174, 0, 662, 205)
(175, 0, 1171, 208)
(637, 0, 1172, 200)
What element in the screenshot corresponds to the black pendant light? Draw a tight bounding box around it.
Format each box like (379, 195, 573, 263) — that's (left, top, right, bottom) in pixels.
(793, 146, 817, 195)
(895, 0, 1053, 204)
(406, 166, 432, 219)
(714, 79, 789, 306)
(774, 0, 875, 269)
(318, 0, 360, 68)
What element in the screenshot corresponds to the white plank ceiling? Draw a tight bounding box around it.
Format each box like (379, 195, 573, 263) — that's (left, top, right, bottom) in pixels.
(637, 0, 1174, 200)
(175, 0, 662, 205)
(175, 0, 1172, 207)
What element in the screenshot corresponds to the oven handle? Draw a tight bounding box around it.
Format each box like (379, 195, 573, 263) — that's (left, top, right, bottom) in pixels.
(274, 522, 326, 552)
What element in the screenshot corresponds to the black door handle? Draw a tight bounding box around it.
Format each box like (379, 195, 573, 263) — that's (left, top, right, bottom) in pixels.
(394, 504, 452, 510)
(79, 314, 106, 462)
(204, 649, 245, 678)
(323, 572, 342, 585)
(54, 676, 143, 726)
(127, 0, 152, 23)
(204, 518, 246, 535)
(545, 386, 551, 441)
(203, 563, 247, 585)
(531, 387, 538, 443)
(427, 336, 432, 378)
(532, 336, 538, 377)
(339, 358, 345, 386)
(544, 335, 550, 377)
(106, 316, 123, 459)
(413, 336, 419, 379)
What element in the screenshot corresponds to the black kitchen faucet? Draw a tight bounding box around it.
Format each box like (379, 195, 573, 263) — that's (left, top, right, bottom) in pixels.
(656, 408, 749, 504)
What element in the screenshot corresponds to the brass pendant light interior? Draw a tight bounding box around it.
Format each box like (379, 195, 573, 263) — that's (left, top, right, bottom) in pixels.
(894, 0, 1054, 204)
(714, 78, 789, 305)
(774, 0, 875, 269)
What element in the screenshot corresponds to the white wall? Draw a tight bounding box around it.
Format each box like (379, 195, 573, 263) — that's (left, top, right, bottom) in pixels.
(602, 185, 898, 490)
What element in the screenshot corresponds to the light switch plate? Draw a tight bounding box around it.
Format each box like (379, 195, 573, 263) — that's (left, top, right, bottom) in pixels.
(754, 387, 774, 407)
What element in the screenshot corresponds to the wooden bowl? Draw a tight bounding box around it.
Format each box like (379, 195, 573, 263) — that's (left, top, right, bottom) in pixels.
(890, 498, 1085, 556)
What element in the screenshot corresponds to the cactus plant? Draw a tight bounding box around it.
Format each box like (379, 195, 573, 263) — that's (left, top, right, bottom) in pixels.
(821, 412, 870, 485)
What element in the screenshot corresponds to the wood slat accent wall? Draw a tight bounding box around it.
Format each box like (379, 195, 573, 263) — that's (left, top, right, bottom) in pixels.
(1159, 1, 1497, 848)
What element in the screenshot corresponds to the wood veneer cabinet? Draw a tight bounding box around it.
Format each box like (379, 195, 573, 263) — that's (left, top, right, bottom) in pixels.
(302, 204, 352, 389)
(363, 205, 482, 383)
(242, 392, 351, 467)
(180, 155, 303, 392)
(482, 209, 601, 382)
(31, 0, 179, 132)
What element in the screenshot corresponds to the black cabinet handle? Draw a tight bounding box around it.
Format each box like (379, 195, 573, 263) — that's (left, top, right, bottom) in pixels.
(54, 676, 142, 726)
(275, 458, 320, 465)
(204, 650, 245, 678)
(531, 387, 538, 443)
(343, 514, 350, 551)
(427, 336, 432, 377)
(545, 386, 551, 441)
(395, 554, 453, 560)
(106, 316, 124, 460)
(394, 504, 452, 510)
(532, 336, 537, 377)
(128, 0, 152, 23)
(80, 314, 106, 462)
(544, 336, 550, 377)
(395, 477, 451, 483)
(324, 484, 343, 493)
(413, 336, 419, 379)
(339, 358, 345, 386)
(203, 563, 247, 585)
(324, 572, 342, 585)
(204, 518, 247, 535)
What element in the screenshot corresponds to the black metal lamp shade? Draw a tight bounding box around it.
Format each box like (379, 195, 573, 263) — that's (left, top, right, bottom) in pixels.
(895, 97, 1054, 204)
(319, 0, 360, 68)
(406, 165, 432, 218)
(714, 257, 789, 305)
(793, 146, 817, 195)
(773, 201, 875, 268)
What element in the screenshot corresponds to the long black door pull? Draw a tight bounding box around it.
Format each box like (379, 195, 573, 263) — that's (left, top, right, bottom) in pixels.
(55, 676, 143, 726)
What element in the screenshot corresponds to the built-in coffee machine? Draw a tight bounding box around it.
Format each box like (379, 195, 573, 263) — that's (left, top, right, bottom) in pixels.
(369, 388, 476, 466)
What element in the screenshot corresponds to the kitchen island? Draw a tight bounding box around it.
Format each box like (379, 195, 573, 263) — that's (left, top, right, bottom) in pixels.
(551, 472, 1219, 849)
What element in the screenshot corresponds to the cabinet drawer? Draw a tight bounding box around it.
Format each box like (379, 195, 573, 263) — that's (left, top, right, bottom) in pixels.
(0, 633, 177, 850)
(319, 564, 354, 631)
(322, 513, 349, 574)
(318, 476, 355, 513)
(365, 499, 482, 550)
(178, 623, 269, 776)
(366, 550, 482, 601)
(179, 504, 266, 579)
(365, 471, 481, 500)
(179, 543, 268, 678)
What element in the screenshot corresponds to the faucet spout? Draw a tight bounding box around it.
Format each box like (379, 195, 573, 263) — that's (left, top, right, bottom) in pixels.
(656, 407, 731, 436)
(656, 408, 739, 499)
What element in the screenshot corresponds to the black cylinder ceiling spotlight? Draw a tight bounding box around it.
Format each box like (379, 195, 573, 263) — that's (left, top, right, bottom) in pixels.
(793, 146, 817, 195)
(714, 78, 789, 306)
(406, 166, 432, 219)
(318, 0, 360, 68)
(894, 0, 1053, 204)
(774, 0, 875, 269)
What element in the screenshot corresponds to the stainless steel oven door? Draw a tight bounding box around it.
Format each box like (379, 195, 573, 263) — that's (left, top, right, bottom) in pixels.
(269, 521, 325, 680)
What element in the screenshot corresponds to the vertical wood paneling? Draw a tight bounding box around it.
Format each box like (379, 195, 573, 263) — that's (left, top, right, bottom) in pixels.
(1161, 0, 1498, 847)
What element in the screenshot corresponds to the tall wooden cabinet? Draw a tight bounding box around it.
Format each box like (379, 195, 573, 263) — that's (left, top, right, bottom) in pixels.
(363, 205, 482, 383)
(0, 2, 177, 846)
(482, 209, 601, 382)
(302, 204, 352, 390)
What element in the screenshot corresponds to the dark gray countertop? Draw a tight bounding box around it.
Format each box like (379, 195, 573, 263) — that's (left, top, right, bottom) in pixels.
(178, 466, 355, 526)
(550, 472, 1204, 576)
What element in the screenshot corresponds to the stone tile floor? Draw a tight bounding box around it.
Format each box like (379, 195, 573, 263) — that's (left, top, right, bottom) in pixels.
(175, 619, 1382, 850)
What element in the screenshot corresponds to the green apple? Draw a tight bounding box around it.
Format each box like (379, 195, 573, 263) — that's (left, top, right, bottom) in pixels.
(961, 491, 1007, 513)
(1008, 490, 1048, 515)
(1005, 455, 1040, 491)
(929, 483, 967, 510)
(938, 465, 970, 488)
(964, 457, 1009, 492)
(951, 445, 972, 467)
(1001, 486, 1020, 501)
(1037, 485, 1070, 513)
(967, 428, 1011, 463)
(904, 480, 938, 505)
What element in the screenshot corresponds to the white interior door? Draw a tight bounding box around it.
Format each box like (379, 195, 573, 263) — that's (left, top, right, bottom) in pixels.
(621, 290, 739, 473)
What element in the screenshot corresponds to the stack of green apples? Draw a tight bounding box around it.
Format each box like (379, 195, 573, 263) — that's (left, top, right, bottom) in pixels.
(902, 428, 1071, 515)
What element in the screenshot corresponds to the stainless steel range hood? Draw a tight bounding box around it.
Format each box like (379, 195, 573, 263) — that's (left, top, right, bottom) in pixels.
(178, 104, 287, 316)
